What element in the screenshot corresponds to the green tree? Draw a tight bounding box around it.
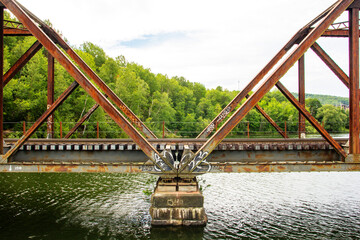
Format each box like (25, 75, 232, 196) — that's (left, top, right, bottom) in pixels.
(316, 104, 347, 132)
(80, 42, 106, 70)
(306, 98, 322, 116)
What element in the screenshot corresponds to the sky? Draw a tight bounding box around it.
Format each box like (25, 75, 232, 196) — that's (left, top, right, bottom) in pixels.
(14, 0, 354, 97)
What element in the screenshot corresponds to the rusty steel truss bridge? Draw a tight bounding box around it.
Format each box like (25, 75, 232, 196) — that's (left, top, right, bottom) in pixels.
(0, 0, 360, 177)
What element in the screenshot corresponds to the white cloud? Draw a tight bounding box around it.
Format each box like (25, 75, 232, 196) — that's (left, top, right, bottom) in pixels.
(16, 0, 351, 97)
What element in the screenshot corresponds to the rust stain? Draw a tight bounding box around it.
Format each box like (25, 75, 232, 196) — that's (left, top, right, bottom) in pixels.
(224, 165, 233, 172)
(254, 154, 268, 159)
(43, 165, 77, 172)
(86, 165, 108, 173)
(277, 166, 286, 171)
(242, 167, 253, 172)
(256, 165, 270, 172)
(349, 165, 360, 171)
(211, 153, 227, 161)
(131, 167, 143, 173)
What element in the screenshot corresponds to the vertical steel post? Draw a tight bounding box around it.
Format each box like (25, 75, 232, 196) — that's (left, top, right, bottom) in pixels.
(47, 52, 54, 138)
(60, 121, 62, 138)
(0, 7, 3, 154)
(162, 121, 165, 138)
(349, 6, 360, 154)
(298, 55, 306, 138)
(284, 121, 287, 137)
(247, 121, 250, 138)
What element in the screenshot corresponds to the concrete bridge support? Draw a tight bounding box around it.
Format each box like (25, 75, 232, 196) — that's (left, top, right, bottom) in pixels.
(150, 177, 207, 226)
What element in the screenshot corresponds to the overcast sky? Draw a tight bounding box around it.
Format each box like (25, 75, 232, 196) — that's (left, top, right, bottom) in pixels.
(16, 0, 353, 97)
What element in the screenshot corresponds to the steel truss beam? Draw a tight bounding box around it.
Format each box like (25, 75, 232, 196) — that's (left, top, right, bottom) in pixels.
(3, 19, 31, 35)
(0, 81, 79, 162)
(311, 42, 350, 88)
(13, 0, 157, 140)
(64, 102, 100, 139)
(180, 0, 355, 174)
(0, 7, 3, 154)
(349, 5, 360, 153)
(298, 56, 306, 138)
(47, 52, 54, 138)
(246, 94, 288, 138)
(196, 1, 338, 139)
(3, 40, 42, 86)
(0, 0, 174, 172)
(0, 0, 358, 177)
(275, 81, 346, 158)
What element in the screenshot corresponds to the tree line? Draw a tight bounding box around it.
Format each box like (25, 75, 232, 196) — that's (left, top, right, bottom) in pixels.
(2, 13, 349, 139)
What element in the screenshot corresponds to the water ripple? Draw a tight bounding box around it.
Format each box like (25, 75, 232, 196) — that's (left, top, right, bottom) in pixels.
(0, 172, 359, 239)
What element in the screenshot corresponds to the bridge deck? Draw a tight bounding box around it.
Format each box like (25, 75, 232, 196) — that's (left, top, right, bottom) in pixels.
(1, 138, 359, 173)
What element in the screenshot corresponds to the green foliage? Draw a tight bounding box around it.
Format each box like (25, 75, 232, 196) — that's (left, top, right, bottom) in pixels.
(306, 98, 322, 116)
(316, 105, 347, 132)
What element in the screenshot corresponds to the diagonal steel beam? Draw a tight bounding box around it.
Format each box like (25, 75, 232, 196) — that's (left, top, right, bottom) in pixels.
(45, 29, 158, 139)
(13, 0, 157, 140)
(180, 0, 353, 173)
(196, 42, 293, 139)
(311, 42, 350, 88)
(0, 81, 79, 162)
(196, 1, 338, 139)
(249, 95, 288, 138)
(275, 81, 346, 158)
(3, 40, 42, 86)
(1, 0, 173, 172)
(64, 102, 99, 139)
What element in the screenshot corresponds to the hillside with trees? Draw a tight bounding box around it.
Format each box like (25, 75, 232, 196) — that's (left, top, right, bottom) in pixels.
(292, 93, 349, 106)
(2, 13, 349, 139)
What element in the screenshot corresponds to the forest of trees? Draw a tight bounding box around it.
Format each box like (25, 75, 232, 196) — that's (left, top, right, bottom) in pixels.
(2, 12, 350, 139)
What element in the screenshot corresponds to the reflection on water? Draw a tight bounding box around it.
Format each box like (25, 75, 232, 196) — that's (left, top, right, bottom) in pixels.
(0, 172, 359, 239)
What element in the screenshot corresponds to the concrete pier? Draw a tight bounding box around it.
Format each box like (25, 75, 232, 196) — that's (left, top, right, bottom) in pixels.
(150, 177, 207, 226)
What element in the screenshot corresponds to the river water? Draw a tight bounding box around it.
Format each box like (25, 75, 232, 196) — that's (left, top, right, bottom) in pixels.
(0, 172, 359, 239)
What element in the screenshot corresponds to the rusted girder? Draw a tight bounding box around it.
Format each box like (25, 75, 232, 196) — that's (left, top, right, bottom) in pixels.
(3, 40, 42, 86)
(196, 44, 291, 139)
(0, 0, 174, 172)
(0, 7, 3, 155)
(3, 28, 30, 35)
(246, 94, 288, 138)
(13, 0, 157, 140)
(275, 81, 347, 158)
(3, 19, 31, 35)
(311, 42, 350, 88)
(47, 52, 54, 139)
(181, 0, 353, 173)
(298, 56, 306, 138)
(196, 1, 338, 139)
(0, 81, 79, 162)
(349, 5, 360, 154)
(64, 102, 100, 139)
(1, 161, 359, 173)
(318, 18, 360, 37)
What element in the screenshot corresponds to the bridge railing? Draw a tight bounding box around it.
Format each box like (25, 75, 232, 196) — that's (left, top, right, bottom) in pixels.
(3, 121, 349, 139)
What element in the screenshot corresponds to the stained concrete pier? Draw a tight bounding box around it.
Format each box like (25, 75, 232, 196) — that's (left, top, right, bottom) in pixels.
(150, 177, 207, 226)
